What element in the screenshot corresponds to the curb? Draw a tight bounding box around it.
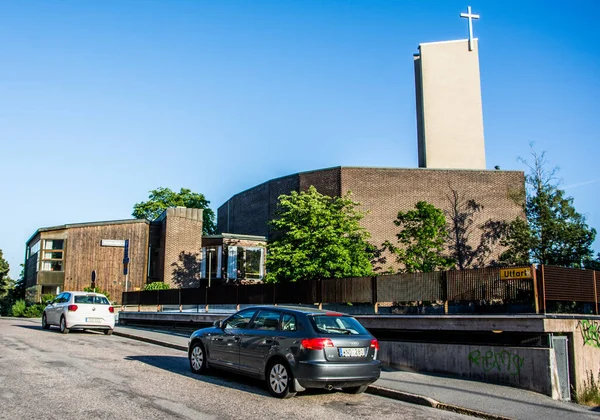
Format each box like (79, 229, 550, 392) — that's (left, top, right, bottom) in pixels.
(114, 329, 513, 420)
(366, 385, 438, 407)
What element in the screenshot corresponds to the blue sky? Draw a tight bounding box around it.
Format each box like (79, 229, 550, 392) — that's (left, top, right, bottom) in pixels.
(1, 0, 599, 278)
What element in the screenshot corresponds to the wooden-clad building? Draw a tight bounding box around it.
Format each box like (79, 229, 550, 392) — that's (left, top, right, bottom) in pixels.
(24, 207, 267, 303)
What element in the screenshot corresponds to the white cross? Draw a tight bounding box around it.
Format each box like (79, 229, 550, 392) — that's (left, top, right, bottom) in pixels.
(460, 6, 480, 51)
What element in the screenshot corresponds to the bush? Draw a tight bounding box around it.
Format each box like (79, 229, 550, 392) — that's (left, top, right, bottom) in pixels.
(144, 281, 170, 291)
(23, 304, 45, 318)
(41, 293, 55, 304)
(11, 299, 26, 317)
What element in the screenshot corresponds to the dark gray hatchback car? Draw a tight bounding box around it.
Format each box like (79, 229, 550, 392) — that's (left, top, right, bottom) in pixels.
(188, 306, 381, 398)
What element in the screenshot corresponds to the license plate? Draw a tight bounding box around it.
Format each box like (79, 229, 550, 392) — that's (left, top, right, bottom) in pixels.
(86, 318, 103, 323)
(339, 347, 366, 357)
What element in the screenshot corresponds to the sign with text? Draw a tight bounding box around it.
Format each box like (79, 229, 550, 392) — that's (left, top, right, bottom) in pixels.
(500, 267, 532, 280)
(101, 239, 126, 247)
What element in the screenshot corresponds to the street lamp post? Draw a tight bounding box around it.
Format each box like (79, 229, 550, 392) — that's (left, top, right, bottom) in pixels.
(207, 248, 214, 288)
(205, 248, 214, 314)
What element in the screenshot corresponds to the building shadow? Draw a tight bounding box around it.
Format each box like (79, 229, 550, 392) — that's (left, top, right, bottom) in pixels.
(171, 251, 201, 288)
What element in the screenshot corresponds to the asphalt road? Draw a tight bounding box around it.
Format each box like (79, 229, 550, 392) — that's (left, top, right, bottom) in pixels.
(0, 318, 471, 420)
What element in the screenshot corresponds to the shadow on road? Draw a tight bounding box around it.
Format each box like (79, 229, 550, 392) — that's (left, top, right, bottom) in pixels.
(124, 355, 269, 397)
(14, 324, 103, 335)
(124, 355, 333, 399)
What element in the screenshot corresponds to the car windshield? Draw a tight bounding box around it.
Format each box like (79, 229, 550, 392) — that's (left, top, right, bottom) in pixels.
(308, 315, 369, 335)
(74, 295, 110, 305)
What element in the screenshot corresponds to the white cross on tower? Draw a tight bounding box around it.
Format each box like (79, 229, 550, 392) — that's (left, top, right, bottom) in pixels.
(460, 6, 480, 51)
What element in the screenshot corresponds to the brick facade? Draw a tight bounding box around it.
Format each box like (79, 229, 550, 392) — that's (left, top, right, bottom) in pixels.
(217, 166, 525, 270)
(160, 207, 203, 287)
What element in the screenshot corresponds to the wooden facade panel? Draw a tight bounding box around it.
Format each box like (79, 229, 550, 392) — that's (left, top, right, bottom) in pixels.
(64, 222, 150, 302)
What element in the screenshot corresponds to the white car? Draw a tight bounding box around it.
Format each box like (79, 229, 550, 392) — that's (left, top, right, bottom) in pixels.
(42, 291, 115, 335)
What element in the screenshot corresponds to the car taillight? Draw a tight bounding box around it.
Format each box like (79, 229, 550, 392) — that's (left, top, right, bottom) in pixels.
(67, 305, 78, 311)
(370, 339, 379, 350)
(108, 306, 114, 313)
(301, 338, 334, 350)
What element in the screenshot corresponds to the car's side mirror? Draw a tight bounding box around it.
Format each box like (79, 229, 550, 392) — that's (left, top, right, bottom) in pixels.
(213, 320, 224, 329)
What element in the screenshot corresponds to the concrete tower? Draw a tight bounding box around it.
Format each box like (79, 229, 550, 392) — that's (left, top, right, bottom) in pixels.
(413, 7, 486, 169)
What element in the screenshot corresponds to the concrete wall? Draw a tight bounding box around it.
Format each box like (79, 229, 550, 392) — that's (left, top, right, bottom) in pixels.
(573, 319, 600, 396)
(379, 341, 560, 398)
(415, 39, 486, 169)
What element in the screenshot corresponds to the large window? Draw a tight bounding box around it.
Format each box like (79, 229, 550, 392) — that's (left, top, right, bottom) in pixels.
(228, 246, 264, 280)
(41, 239, 64, 272)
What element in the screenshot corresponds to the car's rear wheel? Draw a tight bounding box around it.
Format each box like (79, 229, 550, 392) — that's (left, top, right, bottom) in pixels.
(41, 313, 50, 330)
(59, 316, 69, 334)
(341, 384, 369, 394)
(267, 360, 296, 399)
(189, 342, 208, 374)
(104, 329, 113, 336)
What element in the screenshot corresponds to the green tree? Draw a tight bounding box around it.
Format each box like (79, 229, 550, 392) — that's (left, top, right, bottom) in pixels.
(385, 201, 455, 273)
(132, 187, 216, 235)
(500, 147, 596, 267)
(266, 186, 374, 283)
(584, 253, 600, 270)
(0, 249, 11, 298)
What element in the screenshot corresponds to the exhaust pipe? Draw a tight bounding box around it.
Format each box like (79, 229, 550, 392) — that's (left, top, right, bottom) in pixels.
(325, 384, 334, 391)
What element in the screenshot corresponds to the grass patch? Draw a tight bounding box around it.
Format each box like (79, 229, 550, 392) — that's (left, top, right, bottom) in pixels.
(576, 370, 600, 407)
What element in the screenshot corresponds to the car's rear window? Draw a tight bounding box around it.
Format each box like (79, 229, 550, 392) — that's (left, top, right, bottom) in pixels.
(309, 315, 369, 335)
(74, 295, 110, 305)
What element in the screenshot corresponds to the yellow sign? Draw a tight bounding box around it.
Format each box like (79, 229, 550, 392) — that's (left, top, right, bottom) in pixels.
(500, 267, 532, 280)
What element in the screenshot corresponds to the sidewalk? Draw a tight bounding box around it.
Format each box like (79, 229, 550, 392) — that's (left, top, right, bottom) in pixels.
(113, 325, 599, 420)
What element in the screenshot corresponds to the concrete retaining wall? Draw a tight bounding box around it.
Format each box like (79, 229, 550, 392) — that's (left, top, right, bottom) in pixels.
(379, 341, 560, 398)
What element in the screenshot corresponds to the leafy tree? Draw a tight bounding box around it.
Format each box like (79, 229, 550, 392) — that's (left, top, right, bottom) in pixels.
(583, 253, 600, 270)
(266, 186, 374, 283)
(500, 147, 596, 267)
(133, 187, 216, 235)
(0, 249, 10, 297)
(385, 201, 455, 273)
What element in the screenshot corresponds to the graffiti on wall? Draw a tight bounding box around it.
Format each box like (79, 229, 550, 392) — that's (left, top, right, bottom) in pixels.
(579, 320, 600, 349)
(468, 349, 524, 377)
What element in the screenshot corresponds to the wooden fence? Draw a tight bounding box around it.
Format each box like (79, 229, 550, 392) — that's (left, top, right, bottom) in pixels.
(121, 266, 599, 314)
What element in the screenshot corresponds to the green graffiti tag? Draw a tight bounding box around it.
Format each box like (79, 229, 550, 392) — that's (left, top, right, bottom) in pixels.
(579, 320, 600, 349)
(468, 349, 524, 377)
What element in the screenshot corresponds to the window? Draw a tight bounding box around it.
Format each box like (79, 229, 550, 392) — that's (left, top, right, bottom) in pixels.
(200, 246, 222, 279)
(224, 309, 257, 330)
(227, 246, 265, 280)
(253, 310, 281, 331)
(309, 315, 369, 335)
(74, 295, 110, 305)
(41, 239, 64, 272)
(281, 314, 297, 332)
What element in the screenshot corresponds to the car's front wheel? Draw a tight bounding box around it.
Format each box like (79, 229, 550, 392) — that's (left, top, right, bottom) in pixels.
(189, 342, 208, 374)
(342, 384, 369, 394)
(267, 360, 296, 399)
(59, 316, 69, 334)
(41, 313, 50, 330)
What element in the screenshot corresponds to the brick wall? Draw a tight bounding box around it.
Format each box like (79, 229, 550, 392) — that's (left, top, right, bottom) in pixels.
(217, 166, 525, 271)
(161, 207, 203, 287)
